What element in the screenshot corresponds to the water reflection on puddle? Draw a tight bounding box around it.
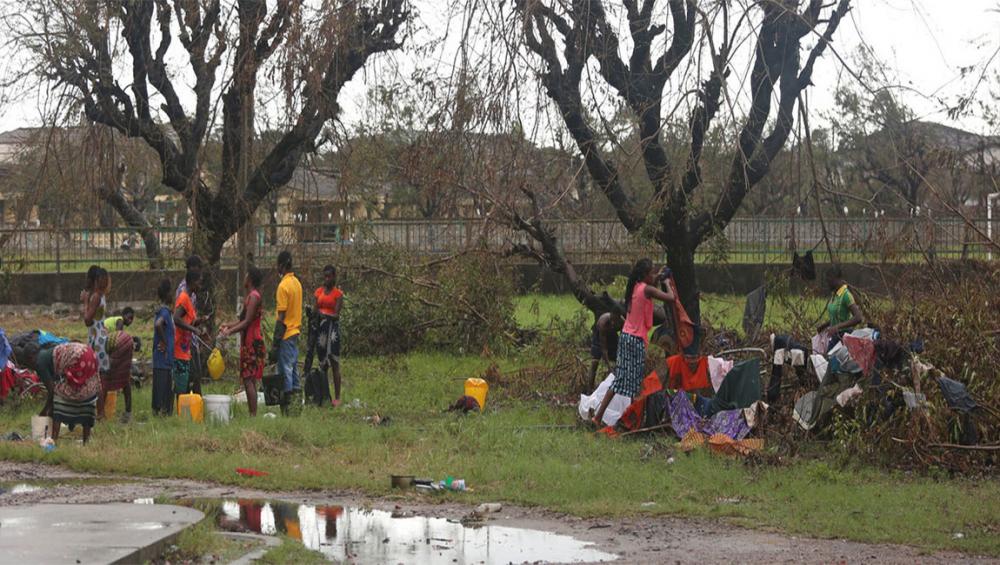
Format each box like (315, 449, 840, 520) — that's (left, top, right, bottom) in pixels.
(6, 484, 43, 495)
(0, 483, 45, 494)
(215, 499, 617, 564)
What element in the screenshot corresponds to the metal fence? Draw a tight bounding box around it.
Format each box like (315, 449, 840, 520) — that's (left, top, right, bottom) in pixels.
(0, 216, 995, 273)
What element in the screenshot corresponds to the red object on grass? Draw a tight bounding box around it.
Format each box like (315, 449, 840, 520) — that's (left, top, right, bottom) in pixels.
(236, 467, 268, 477)
(617, 372, 664, 432)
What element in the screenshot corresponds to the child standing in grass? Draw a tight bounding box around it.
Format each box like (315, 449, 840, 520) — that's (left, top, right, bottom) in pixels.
(173, 270, 206, 399)
(592, 259, 674, 426)
(152, 278, 175, 416)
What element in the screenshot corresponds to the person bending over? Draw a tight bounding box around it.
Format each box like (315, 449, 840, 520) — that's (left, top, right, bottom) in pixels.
(588, 306, 624, 392)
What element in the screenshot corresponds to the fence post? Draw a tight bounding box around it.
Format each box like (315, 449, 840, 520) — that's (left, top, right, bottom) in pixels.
(55, 231, 61, 274)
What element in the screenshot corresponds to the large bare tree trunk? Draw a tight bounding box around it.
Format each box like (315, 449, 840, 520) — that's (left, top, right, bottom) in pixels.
(98, 182, 164, 269)
(9, 0, 409, 274)
(505, 0, 850, 335)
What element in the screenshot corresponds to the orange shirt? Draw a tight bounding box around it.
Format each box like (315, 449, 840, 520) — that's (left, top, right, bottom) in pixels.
(314, 287, 343, 316)
(174, 290, 196, 361)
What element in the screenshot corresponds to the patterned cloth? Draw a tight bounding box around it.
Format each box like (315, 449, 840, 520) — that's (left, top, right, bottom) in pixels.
(240, 289, 264, 381)
(842, 335, 876, 376)
(669, 392, 751, 440)
(54, 343, 98, 388)
(240, 338, 265, 382)
(678, 429, 764, 457)
(53, 393, 98, 429)
(316, 316, 341, 367)
(103, 331, 133, 391)
(51, 343, 101, 425)
(86, 294, 110, 373)
(173, 359, 191, 395)
(612, 332, 646, 397)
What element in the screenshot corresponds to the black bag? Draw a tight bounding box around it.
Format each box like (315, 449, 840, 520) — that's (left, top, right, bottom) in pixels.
(304, 369, 330, 406)
(643, 391, 669, 428)
(262, 374, 285, 406)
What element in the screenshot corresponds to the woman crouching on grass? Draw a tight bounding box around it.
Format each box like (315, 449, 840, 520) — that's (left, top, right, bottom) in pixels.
(592, 258, 674, 426)
(220, 267, 265, 416)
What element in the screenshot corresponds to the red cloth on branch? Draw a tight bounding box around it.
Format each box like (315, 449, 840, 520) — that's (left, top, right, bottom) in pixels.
(667, 277, 695, 351)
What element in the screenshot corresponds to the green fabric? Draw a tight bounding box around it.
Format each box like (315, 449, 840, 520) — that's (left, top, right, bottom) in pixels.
(104, 316, 123, 333)
(36, 347, 56, 385)
(827, 285, 855, 327)
(173, 359, 191, 395)
(707, 358, 761, 416)
(793, 372, 859, 431)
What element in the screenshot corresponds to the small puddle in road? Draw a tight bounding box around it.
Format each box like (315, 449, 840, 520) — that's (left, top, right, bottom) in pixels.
(0, 478, 123, 496)
(2, 483, 44, 494)
(186, 498, 616, 564)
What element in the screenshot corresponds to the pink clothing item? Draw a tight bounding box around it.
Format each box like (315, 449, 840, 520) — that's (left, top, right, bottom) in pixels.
(842, 335, 876, 376)
(622, 282, 653, 343)
(708, 356, 734, 392)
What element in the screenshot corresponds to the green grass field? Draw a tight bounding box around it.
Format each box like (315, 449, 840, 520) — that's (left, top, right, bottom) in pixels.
(1, 294, 997, 555)
(515, 293, 828, 334)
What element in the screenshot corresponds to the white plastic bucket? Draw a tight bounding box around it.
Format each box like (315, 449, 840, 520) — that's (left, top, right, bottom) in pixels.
(203, 394, 232, 424)
(31, 415, 52, 440)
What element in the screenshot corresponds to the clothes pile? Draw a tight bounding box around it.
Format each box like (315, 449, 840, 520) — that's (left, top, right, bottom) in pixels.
(578, 359, 768, 456)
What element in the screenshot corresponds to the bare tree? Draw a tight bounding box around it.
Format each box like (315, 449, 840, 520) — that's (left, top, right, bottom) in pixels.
(832, 83, 1000, 214)
(4, 0, 409, 272)
(503, 0, 850, 325)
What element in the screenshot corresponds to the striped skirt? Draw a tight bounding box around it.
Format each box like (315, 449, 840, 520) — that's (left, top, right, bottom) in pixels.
(613, 333, 647, 398)
(53, 394, 98, 429)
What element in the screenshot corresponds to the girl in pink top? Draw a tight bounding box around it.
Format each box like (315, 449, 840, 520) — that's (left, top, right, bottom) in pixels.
(592, 259, 674, 426)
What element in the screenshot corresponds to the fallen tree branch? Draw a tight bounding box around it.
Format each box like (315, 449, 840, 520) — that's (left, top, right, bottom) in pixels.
(614, 422, 675, 437)
(926, 442, 1000, 452)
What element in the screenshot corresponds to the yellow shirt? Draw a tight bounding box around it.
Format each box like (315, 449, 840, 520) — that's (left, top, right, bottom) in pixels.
(276, 272, 303, 339)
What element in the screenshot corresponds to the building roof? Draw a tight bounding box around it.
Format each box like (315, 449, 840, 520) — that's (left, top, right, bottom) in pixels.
(907, 121, 1000, 154)
(284, 166, 343, 201)
(0, 128, 42, 164)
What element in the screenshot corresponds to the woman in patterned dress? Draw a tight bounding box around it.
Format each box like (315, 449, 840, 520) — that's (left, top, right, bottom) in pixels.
(220, 267, 265, 416)
(82, 266, 111, 418)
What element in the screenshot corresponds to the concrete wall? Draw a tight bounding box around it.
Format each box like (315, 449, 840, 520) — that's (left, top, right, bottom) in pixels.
(0, 262, 931, 307)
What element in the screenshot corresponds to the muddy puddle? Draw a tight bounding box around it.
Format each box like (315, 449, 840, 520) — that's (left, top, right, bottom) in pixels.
(160, 498, 616, 564)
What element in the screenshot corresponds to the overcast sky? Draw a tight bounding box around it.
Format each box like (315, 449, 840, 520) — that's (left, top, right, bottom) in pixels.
(1, 0, 998, 136)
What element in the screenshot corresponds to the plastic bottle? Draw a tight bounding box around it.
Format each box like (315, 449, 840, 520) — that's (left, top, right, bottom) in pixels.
(442, 477, 466, 491)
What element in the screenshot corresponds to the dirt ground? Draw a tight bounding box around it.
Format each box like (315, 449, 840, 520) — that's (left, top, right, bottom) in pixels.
(1, 461, 994, 564)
